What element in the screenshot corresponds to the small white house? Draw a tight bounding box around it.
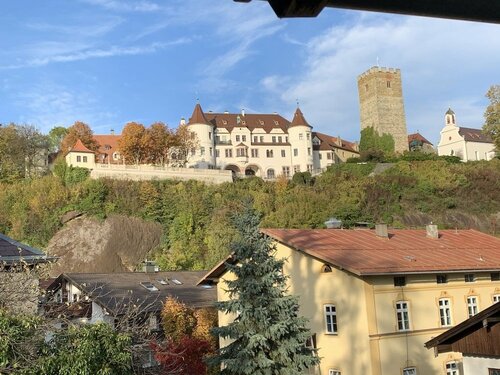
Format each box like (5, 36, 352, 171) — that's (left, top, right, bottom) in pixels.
(437, 109, 495, 161)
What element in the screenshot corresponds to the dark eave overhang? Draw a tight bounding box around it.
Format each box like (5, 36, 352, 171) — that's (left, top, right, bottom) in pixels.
(235, 0, 500, 24)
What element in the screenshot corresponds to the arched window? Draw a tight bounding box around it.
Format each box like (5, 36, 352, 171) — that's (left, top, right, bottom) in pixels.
(267, 169, 275, 179)
(321, 264, 332, 273)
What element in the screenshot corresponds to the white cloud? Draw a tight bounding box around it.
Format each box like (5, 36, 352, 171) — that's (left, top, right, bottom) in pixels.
(1, 39, 190, 69)
(25, 16, 124, 37)
(13, 81, 117, 132)
(259, 14, 500, 144)
(80, 0, 160, 12)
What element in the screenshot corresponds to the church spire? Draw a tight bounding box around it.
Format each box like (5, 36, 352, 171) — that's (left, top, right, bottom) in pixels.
(188, 102, 210, 125)
(290, 107, 311, 128)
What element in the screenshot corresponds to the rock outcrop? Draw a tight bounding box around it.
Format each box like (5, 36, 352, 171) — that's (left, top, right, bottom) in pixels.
(46, 215, 162, 276)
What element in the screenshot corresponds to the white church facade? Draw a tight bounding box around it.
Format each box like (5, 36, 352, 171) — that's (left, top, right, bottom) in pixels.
(437, 108, 495, 161)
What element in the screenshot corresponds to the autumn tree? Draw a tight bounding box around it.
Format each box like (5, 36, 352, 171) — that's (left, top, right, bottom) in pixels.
(483, 84, 500, 152)
(154, 297, 217, 375)
(143, 122, 174, 166)
(172, 124, 198, 166)
(118, 122, 147, 164)
(60, 121, 99, 155)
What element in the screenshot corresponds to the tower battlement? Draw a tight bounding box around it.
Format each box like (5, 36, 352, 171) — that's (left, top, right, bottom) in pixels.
(357, 66, 401, 79)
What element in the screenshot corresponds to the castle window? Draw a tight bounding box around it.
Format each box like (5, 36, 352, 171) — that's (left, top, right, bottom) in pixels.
(308, 148, 311, 156)
(439, 298, 452, 326)
(319, 154, 322, 160)
(387, 81, 391, 88)
(251, 149, 258, 158)
(436, 274, 448, 284)
(491, 272, 500, 281)
(267, 169, 275, 179)
(403, 368, 416, 375)
(446, 362, 459, 375)
(236, 135, 240, 142)
(272, 136, 276, 143)
(83, 156, 88, 163)
(282, 166, 290, 177)
(260, 136, 264, 143)
(464, 274, 475, 283)
(242, 135, 246, 142)
(396, 301, 410, 331)
(208, 132, 212, 140)
(294, 149, 298, 157)
(266, 150, 273, 158)
(200, 147, 205, 156)
(253, 136, 258, 143)
(306, 132, 310, 140)
(394, 276, 406, 287)
(321, 264, 332, 273)
(467, 296, 478, 317)
(294, 165, 300, 173)
(215, 150, 220, 158)
(278, 136, 282, 143)
(365, 84, 368, 92)
(76, 156, 81, 162)
(281, 149, 286, 157)
(299, 133, 303, 140)
(324, 304, 337, 334)
(225, 149, 232, 158)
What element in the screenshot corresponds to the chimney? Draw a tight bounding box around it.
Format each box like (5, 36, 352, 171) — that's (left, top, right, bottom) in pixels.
(241, 108, 245, 117)
(142, 260, 157, 273)
(224, 110, 229, 114)
(375, 224, 389, 238)
(426, 224, 439, 239)
(180, 117, 186, 126)
(110, 129, 115, 135)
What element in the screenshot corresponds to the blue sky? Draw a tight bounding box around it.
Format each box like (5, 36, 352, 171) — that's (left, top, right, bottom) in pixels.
(1, 0, 499, 145)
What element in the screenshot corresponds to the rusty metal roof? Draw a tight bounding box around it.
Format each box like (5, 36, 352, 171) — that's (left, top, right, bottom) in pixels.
(261, 228, 500, 275)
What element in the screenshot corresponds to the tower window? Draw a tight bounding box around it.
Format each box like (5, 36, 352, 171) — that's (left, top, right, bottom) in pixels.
(365, 84, 368, 92)
(387, 81, 391, 88)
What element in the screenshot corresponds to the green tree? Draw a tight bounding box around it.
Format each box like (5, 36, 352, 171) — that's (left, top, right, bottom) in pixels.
(32, 323, 132, 375)
(359, 126, 395, 154)
(209, 208, 319, 375)
(483, 84, 500, 152)
(48, 126, 68, 152)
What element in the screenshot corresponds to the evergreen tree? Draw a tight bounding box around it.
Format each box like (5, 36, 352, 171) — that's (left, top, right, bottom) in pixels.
(209, 208, 320, 375)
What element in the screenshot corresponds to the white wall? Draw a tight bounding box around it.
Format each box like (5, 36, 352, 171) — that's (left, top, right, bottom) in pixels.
(463, 355, 500, 374)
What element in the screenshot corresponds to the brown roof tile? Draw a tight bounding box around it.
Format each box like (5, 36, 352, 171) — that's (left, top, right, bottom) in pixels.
(70, 139, 94, 153)
(93, 134, 122, 164)
(458, 127, 493, 144)
(313, 132, 358, 153)
(290, 108, 311, 128)
(188, 103, 211, 126)
(205, 112, 290, 133)
(261, 228, 500, 275)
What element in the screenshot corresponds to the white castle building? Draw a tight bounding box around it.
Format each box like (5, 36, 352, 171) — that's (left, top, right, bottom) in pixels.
(185, 103, 359, 179)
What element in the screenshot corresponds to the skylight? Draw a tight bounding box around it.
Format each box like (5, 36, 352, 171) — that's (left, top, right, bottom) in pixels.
(171, 279, 182, 285)
(158, 279, 169, 285)
(140, 282, 159, 292)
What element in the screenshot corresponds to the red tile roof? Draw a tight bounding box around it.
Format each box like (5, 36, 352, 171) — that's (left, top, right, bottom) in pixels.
(290, 107, 311, 128)
(188, 103, 211, 126)
(261, 228, 500, 275)
(408, 132, 432, 146)
(205, 112, 290, 133)
(70, 139, 94, 153)
(313, 132, 359, 153)
(93, 134, 121, 164)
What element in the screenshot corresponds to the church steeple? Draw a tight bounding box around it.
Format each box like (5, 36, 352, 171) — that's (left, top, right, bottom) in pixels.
(290, 107, 312, 128)
(445, 108, 456, 126)
(188, 103, 210, 125)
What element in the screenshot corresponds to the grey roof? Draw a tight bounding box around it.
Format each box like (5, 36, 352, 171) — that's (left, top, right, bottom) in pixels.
(0, 233, 57, 266)
(49, 271, 216, 316)
(458, 127, 493, 143)
(446, 108, 455, 115)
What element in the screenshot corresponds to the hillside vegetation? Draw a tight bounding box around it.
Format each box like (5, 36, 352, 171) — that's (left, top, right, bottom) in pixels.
(0, 158, 499, 271)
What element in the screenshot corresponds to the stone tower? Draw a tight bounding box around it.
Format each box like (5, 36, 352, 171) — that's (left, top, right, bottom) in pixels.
(357, 66, 408, 153)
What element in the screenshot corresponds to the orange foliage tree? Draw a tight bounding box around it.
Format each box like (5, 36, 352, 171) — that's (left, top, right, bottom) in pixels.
(118, 122, 147, 164)
(143, 122, 174, 166)
(153, 297, 217, 375)
(60, 121, 99, 155)
(171, 124, 198, 166)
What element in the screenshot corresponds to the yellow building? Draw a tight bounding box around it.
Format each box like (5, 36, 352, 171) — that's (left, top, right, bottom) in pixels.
(202, 225, 500, 375)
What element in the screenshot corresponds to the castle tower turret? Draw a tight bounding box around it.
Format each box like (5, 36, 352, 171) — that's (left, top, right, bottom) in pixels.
(357, 66, 408, 153)
(288, 107, 314, 174)
(187, 103, 215, 167)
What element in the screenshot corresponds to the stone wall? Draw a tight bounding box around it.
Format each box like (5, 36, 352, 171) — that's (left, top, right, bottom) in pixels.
(90, 164, 233, 184)
(358, 67, 409, 153)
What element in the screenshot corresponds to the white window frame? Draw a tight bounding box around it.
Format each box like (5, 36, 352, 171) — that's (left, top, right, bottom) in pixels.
(439, 298, 452, 327)
(493, 294, 500, 303)
(403, 367, 417, 375)
(328, 370, 340, 375)
(324, 304, 337, 334)
(396, 301, 410, 331)
(467, 296, 478, 317)
(446, 361, 459, 375)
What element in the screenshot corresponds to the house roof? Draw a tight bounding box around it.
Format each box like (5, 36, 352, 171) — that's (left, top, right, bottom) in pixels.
(424, 301, 500, 355)
(313, 131, 359, 154)
(0, 233, 57, 266)
(204, 112, 291, 134)
(408, 132, 433, 146)
(458, 127, 493, 144)
(93, 134, 121, 163)
(260, 228, 500, 276)
(69, 139, 94, 153)
(48, 271, 216, 316)
(290, 107, 312, 128)
(188, 103, 211, 126)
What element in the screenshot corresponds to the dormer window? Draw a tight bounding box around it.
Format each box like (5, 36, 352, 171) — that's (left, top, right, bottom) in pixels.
(104, 144, 111, 150)
(259, 120, 264, 126)
(140, 282, 159, 292)
(274, 120, 279, 125)
(321, 264, 333, 273)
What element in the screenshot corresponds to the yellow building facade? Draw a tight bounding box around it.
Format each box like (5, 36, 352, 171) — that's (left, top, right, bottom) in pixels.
(206, 227, 500, 375)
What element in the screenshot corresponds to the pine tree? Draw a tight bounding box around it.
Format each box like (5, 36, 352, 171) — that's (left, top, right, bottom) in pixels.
(209, 208, 320, 375)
